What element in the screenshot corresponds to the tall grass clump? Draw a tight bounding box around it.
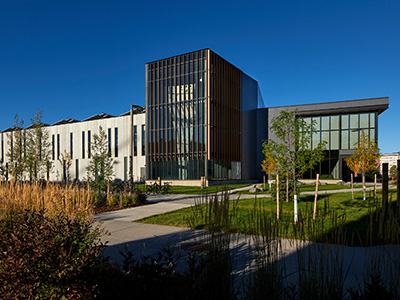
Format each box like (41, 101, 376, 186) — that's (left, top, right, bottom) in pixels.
(0, 180, 94, 217)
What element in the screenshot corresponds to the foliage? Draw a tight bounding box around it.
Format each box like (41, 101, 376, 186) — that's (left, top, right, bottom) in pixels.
(262, 110, 326, 197)
(0, 181, 94, 218)
(6, 114, 25, 180)
(0, 210, 104, 299)
(86, 126, 114, 183)
(261, 146, 276, 175)
(270, 179, 298, 202)
(25, 109, 53, 181)
(345, 131, 380, 179)
(390, 165, 397, 181)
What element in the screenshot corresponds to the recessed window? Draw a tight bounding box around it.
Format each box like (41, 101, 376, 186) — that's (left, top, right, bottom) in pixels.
(82, 131, 85, 159)
(115, 128, 118, 158)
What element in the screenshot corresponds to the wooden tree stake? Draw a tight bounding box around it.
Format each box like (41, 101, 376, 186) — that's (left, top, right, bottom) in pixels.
(276, 174, 279, 219)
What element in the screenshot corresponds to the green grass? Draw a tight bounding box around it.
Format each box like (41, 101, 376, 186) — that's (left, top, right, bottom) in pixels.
(138, 189, 399, 246)
(235, 183, 359, 194)
(166, 184, 252, 195)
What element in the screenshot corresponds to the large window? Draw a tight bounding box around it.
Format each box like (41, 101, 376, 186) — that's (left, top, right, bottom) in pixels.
(108, 128, 111, 157)
(302, 111, 378, 179)
(142, 124, 145, 156)
(82, 131, 85, 159)
(88, 131, 91, 159)
(115, 128, 118, 158)
(134, 125, 137, 156)
(70, 133, 73, 159)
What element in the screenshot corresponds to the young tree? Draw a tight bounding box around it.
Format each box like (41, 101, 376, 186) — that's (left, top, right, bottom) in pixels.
(389, 165, 397, 182)
(86, 126, 114, 183)
(262, 110, 326, 200)
(25, 110, 53, 182)
(6, 114, 26, 181)
(345, 131, 380, 200)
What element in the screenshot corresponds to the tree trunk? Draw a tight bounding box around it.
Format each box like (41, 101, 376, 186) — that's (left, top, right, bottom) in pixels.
(313, 173, 320, 220)
(286, 175, 289, 202)
(351, 173, 354, 200)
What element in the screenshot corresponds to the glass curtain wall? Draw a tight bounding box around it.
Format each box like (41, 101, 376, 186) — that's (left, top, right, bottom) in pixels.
(146, 49, 207, 180)
(302, 112, 377, 179)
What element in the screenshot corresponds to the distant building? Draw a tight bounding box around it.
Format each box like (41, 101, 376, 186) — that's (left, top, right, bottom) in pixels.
(0, 49, 390, 184)
(379, 153, 400, 174)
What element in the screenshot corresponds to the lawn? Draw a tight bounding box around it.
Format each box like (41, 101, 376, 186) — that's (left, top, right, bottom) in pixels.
(166, 184, 252, 194)
(235, 183, 366, 195)
(138, 189, 399, 246)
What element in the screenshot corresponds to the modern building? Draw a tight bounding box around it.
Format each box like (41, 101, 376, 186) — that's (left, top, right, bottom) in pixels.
(379, 153, 400, 175)
(0, 49, 390, 184)
(145, 48, 265, 182)
(0, 107, 146, 183)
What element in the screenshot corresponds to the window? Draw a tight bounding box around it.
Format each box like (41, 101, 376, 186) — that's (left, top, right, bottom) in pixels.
(134, 125, 137, 156)
(108, 128, 111, 157)
(124, 157, 128, 181)
(57, 134, 60, 160)
(341, 130, 349, 149)
(75, 159, 79, 180)
(142, 124, 145, 156)
(350, 114, 359, 129)
(115, 128, 118, 157)
(331, 115, 339, 130)
(52, 134, 55, 160)
(360, 113, 369, 128)
(82, 131, 85, 159)
(88, 131, 91, 159)
(341, 115, 349, 130)
(70, 133, 73, 159)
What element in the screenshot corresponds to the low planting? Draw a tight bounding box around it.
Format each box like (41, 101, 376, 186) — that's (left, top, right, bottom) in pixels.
(139, 189, 399, 246)
(0, 209, 104, 299)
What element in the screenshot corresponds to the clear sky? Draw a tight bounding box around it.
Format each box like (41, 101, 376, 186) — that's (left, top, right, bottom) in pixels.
(1, 0, 399, 153)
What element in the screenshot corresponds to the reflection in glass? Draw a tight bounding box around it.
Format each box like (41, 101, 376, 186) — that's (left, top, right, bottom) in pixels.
(341, 115, 349, 129)
(341, 130, 349, 149)
(350, 114, 359, 129)
(331, 131, 339, 150)
(360, 113, 368, 128)
(331, 115, 339, 130)
(321, 116, 329, 130)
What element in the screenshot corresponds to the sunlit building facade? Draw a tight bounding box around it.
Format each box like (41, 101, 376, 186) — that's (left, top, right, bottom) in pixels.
(145, 49, 264, 181)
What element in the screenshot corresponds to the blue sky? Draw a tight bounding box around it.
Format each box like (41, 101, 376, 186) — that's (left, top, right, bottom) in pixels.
(0, 0, 399, 153)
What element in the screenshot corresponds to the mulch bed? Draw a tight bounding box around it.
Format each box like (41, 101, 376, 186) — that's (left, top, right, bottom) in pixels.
(94, 202, 148, 215)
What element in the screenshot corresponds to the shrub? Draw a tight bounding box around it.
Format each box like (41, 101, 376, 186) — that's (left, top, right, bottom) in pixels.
(133, 190, 147, 204)
(270, 179, 299, 202)
(0, 210, 104, 299)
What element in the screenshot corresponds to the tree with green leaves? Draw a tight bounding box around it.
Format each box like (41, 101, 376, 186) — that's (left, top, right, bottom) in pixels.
(25, 109, 53, 182)
(345, 131, 380, 200)
(262, 110, 326, 201)
(389, 165, 397, 182)
(6, 114, 26, 181)
(86, 126, 114, 183)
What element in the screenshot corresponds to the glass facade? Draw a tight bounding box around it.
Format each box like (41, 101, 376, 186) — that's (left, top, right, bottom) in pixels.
(146, 49, 242, 180)
(302, 112, 377, 179)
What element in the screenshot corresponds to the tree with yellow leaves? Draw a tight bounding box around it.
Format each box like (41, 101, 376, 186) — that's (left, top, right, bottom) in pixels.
(345, 131, 380, 200)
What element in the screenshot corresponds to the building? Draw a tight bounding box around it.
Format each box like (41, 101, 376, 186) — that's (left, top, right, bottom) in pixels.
(379, 153, 400, 175)
(0, 49, 390, 184)
(145, 49, 264, 182)
(0, 107, 145, 182)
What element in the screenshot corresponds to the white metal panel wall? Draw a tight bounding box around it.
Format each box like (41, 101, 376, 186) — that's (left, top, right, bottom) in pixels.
(1, 113, 146, 182)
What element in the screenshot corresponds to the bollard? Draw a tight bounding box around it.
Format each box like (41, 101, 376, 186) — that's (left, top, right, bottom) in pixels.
(294, 194, 298, 223)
